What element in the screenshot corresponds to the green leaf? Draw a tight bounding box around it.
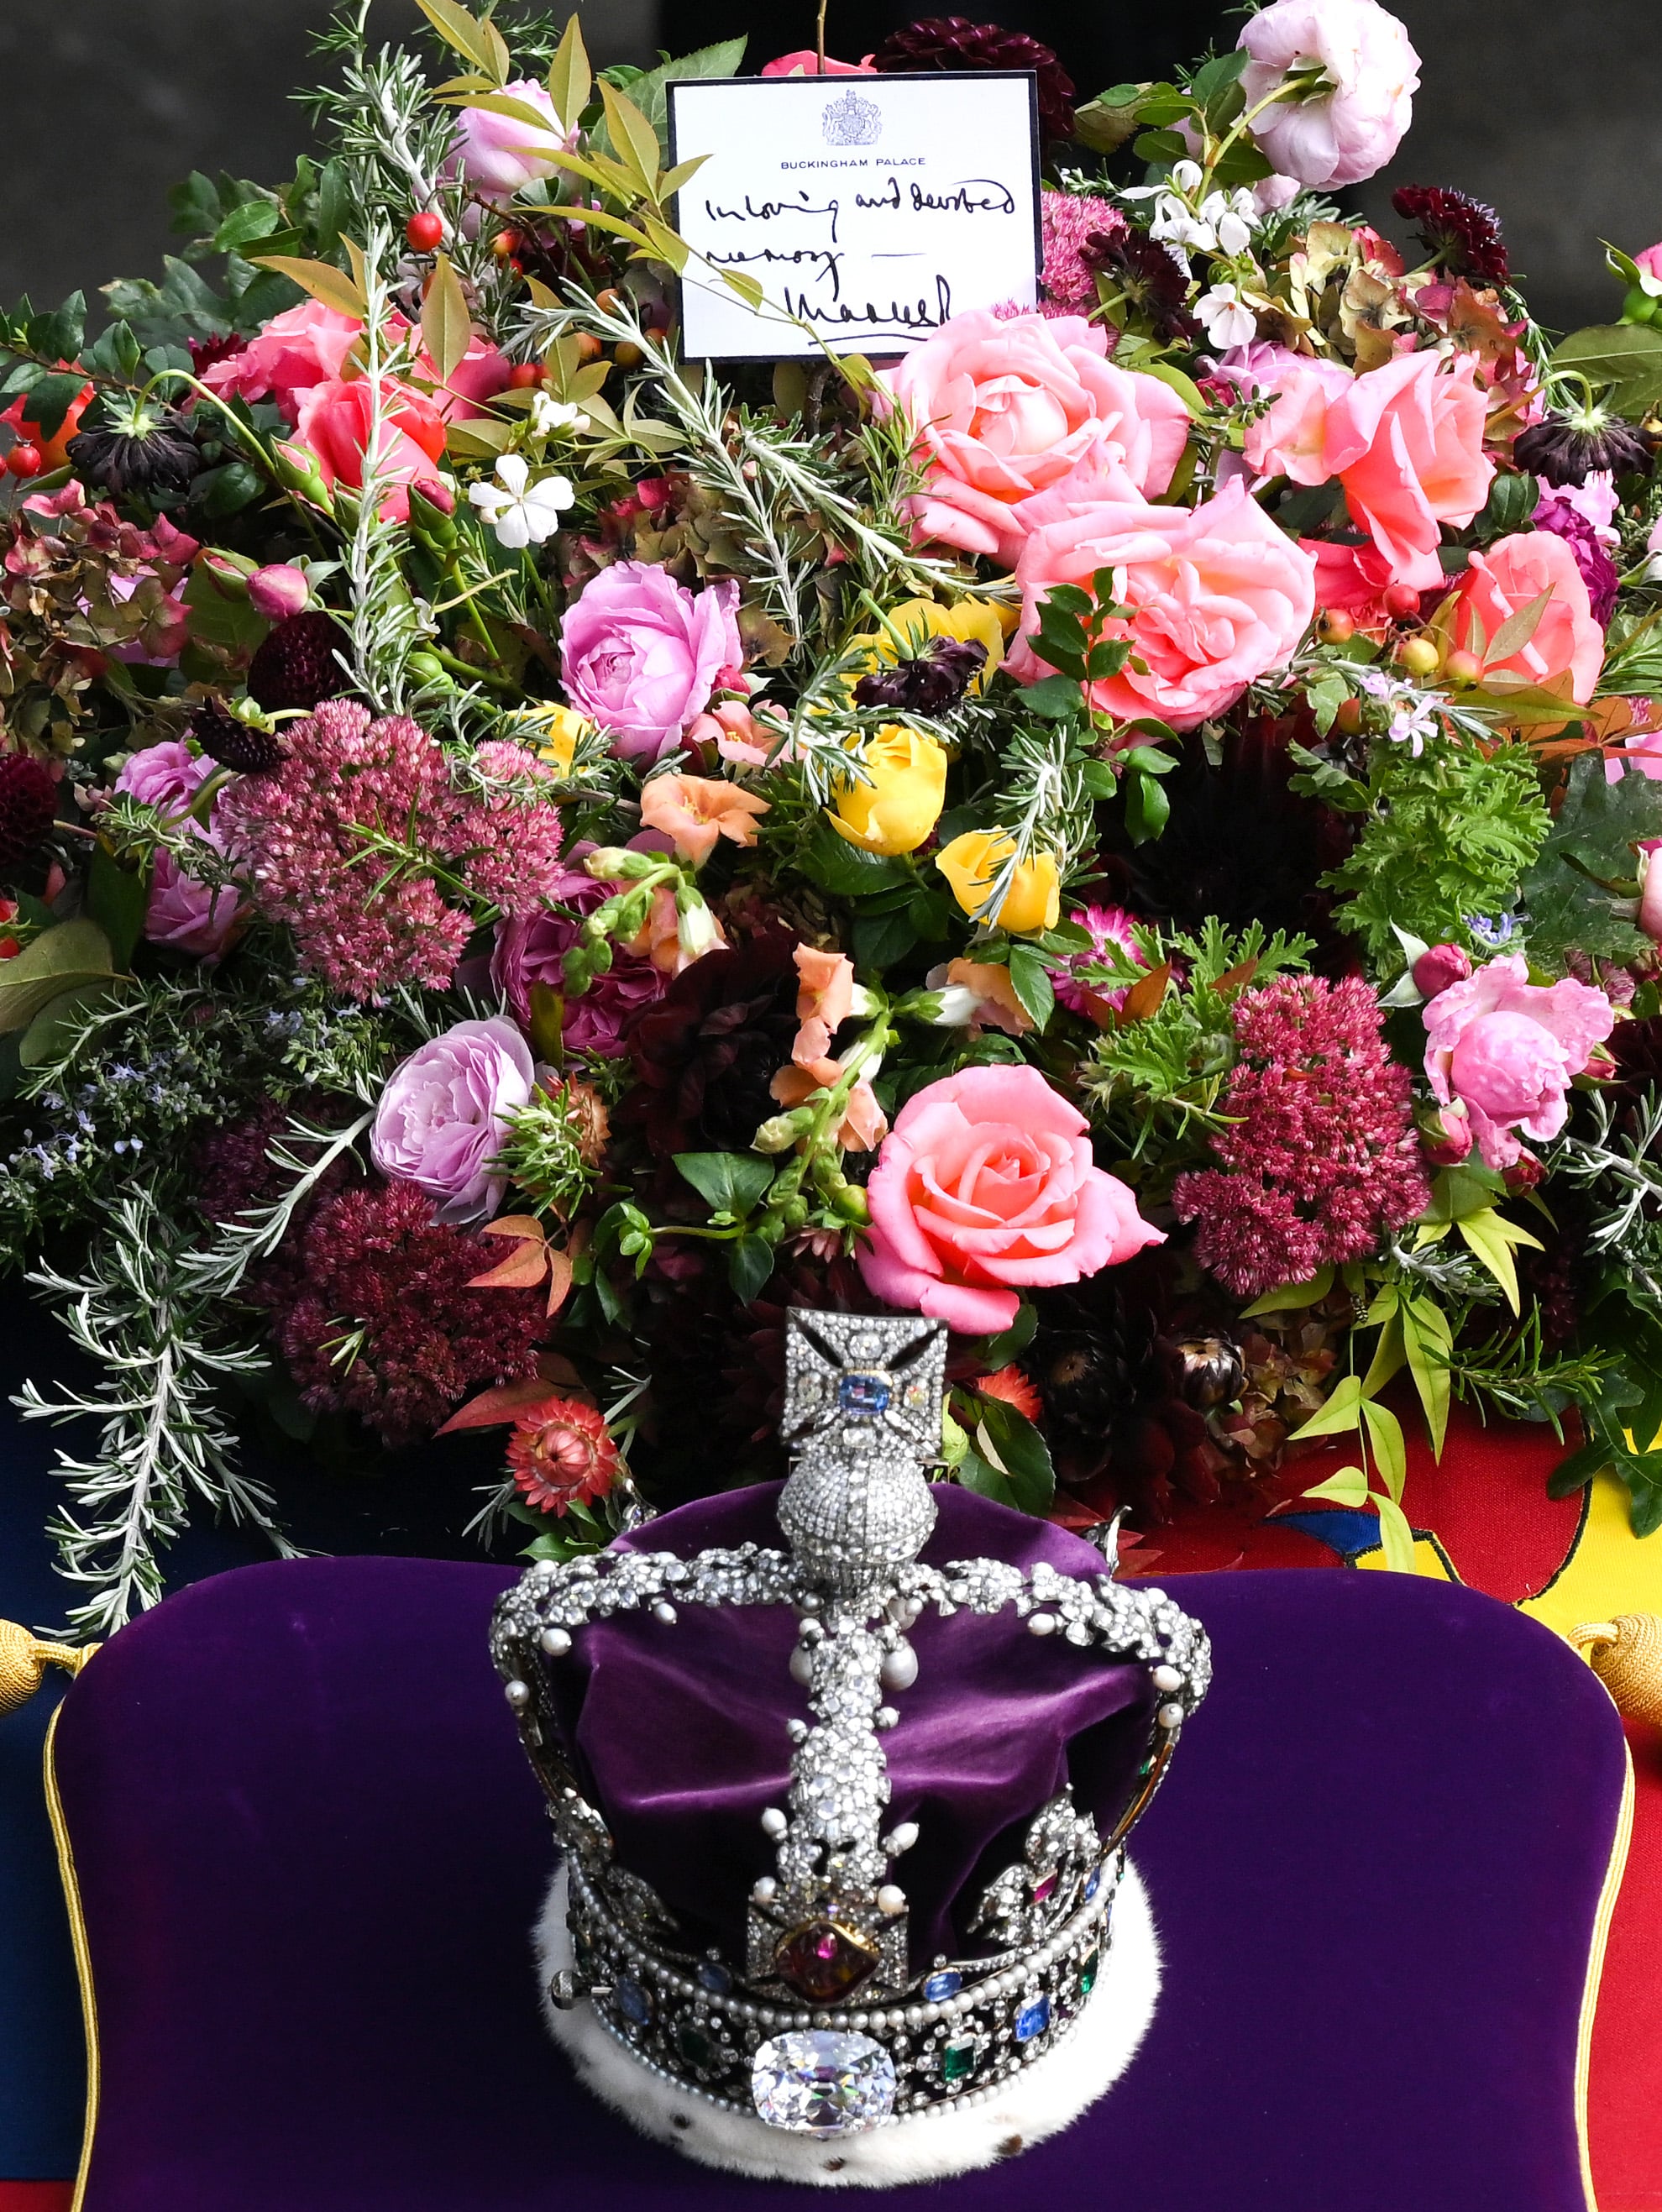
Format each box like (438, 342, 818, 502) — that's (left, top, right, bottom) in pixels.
(1521, 750, 1662, 967)
(420, 249, 474, 385)
(1400, 1296, 1451, 1458)
(547, 13, 593, 130)
(674, 1150, 775, 1218)
(245, 254, 365, 321)
(415, 0, 506, 78)
(1019, 674, 1085, 721)
(599, 81, 663, 190)
(17, 983, 117, 1070)
(1006, 945, 1055, 1030)
(1124, 768, 1171, 846)
(1287, 1373, 1364, 1444)
(182, 562, 271, 655)
(604, 38, 748, 160)
(1552, 322, 1662, 417)
(802, 817, 915, 899)
(852, 906, 917, 969)
(212, 200, 281, 254)
(726, 1232, 776, 1305)
(1301, 1465, 1370, 1507)
(18, 371, 88, 440)
(1072, 92, 1143, 155)
(1240, 1266, 1334, 1316)
(979, 1301, 1038, 1368)
(0, 920, 117, 1035)
(315, 160, 352, 257)
(1372, 1493, 1418, 1575)
(1455, 1208, 1530, 1313)
(967, 1396, 1055, 1514)
(1361, 1311, 1407, 1400)
(1360, 1397, 1408, 1504)
(27, 296, 87, 364)
(86, 841, 149, 969)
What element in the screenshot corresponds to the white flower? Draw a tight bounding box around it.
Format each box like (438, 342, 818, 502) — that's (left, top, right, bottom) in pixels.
(467, 453, 574, 549)
(675, 892, 723, 963)
(529, 392, 586, 438)
(1194, 284, 1259, 349)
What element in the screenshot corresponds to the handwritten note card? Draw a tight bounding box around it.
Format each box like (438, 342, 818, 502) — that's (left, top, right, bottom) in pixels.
(666, 72, 1040, 359)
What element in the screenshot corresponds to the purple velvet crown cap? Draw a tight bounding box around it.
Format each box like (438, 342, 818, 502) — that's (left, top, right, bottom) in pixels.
(540, 1481, 1160, 1974)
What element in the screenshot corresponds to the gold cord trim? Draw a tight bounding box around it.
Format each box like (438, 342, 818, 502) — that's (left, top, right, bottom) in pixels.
(1574, 1740, 1634, 2212)
(1575, 1614, 1662, 1728)
(43, 1702, 101, 2212)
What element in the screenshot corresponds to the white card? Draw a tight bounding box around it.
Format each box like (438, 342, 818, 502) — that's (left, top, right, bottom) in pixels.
(666, 72, 1041, 359)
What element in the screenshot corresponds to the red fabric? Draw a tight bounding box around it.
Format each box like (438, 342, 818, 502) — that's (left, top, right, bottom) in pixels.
(1593, 1721, 1662, 2211)
(0, 2188, 73, 2209)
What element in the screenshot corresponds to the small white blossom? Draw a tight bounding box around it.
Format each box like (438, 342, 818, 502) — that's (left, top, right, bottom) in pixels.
(1194, 283, 1258, 349)
(529, 392, 586, 438)
(467, 453, 574, 549)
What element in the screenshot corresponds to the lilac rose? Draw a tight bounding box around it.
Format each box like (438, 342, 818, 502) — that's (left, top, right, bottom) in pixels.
(559, 560, 742, 763)
(445, 78, 573, 204)
(490, 863, 664, 1056)
(114, 740, 245, 959)
(115, 738, 212, 816)
(370, 1016, 535, 1224)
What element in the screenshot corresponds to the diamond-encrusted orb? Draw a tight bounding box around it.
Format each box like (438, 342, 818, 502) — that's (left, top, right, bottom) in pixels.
(774, 1919, 880, 2002)
(752, 2030, 896, 2136)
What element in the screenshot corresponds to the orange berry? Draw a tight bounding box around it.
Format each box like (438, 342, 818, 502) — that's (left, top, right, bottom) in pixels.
(613, 341, 644, 370)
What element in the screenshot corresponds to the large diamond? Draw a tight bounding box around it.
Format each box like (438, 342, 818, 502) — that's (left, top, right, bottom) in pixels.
(752, 2030, 896, 2136)
(774, 1919, 879, 2001)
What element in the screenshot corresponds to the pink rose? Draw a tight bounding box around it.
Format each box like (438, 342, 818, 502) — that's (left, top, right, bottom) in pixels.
(1411, 942, 1472, 999)
(1447, 531, 1605, 705)
(1322, 350, 1493, 592)
(559, 561, 742, 763)
(249, 563, 312, 619)
(1639, 841, 1662, 942)
(857, 1062, 1162, 1335)
(291, 375, 448, 522)
(490, 886, 665, 1058)
(1423, 954, 1614, 1170)
(446, 78, 573, 203)
(760, 50, 876, 74)
(1607, 723, 1662, 784)
(1635, 244, 1662, 284)
(1234, 343, 1355, 485)
(1009, 478, 1317, 730)
(1237, 0, 1421, 188)
(115, 738, 212, 816)
(114, 742, 244, 957)
(202, 301, 361, 425)
(877, 309, 1191, 566)
(370, 1015, 535, 1224)
(425, 332, 513, 422)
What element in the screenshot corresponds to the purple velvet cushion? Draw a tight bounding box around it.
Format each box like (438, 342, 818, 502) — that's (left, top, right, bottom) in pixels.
(52, 1551, 1624, 2211)
(555, 1484, 1156, 1968)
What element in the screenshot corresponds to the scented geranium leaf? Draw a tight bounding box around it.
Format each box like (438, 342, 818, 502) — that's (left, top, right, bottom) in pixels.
(0, 920, 117, 1035)
(1522, 750, 1662, 967)
(674, 1151, 775, 1219)
(1552, 323, 1662, 417)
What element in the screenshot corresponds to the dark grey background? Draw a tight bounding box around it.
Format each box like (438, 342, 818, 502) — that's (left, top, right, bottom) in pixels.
(0, 0, 1659, 337)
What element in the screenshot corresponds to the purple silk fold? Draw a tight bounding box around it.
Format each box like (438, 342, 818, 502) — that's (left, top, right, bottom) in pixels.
(548, 1482, 1156, 1969)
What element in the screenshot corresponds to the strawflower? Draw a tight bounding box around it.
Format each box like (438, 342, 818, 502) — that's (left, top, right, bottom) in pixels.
(506, 1396, 620, 1516)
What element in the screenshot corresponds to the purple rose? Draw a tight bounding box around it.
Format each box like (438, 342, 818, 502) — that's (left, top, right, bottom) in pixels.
(114, 739, 212, 816)
(444, 77, 572, 204)
(490, 864, 665, 1056)
(559, 561, 742, 763)
(370, 1016, 535, 1224)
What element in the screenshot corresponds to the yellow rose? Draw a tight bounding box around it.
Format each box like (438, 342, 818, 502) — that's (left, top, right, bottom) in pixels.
(844, 596, 1007, 694)
(936, 830, 1062, 936)
(532, 704, 593, 774)
(830, 725, 948, 856)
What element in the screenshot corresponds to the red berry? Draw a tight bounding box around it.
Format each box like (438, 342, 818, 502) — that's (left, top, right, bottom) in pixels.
(1383, 581, 1421, 618)
(490, 229, 520, 260)
(406, 211, 445, 252)
(507, 362, 544, 389)
(6, 443, 42, 479)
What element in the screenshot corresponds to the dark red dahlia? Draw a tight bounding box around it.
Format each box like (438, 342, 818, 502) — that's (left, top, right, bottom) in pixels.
(1391, 185, 1509, 289)
(1082, 227, 1198, 345)
(0, 753, 58, 873)
(188, 333, 246, 379)
(191, 697, 286, 774)
(272, 1181, 543, 1446)
(245, 610, 352, 712)
(869, 18, 1075, 141)
(624, 930, 802, 1160)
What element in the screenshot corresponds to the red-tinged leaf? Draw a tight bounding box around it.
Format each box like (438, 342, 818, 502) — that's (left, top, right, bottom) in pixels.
(1214, 957, 1260, 997)
(483, 1213, 548, 1243)
(545, 1248, 575, 1317)
(436, 1378, 565, 1434)
(1114, 961, 1172, 1026)
(534, 1350, 588, 1392)
(468, 1240, 551, 1290)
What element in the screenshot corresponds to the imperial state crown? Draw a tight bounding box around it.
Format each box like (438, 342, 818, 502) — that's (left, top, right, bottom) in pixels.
(491, 1310, 1210, 2183)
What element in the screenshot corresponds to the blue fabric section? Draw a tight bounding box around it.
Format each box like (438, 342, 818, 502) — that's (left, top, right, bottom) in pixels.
(1271, 1508, 1388, 1559)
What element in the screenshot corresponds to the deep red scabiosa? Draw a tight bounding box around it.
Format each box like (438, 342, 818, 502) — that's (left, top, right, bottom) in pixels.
(869, 18, 1075, 141)
(1391, 185, 1509, 289)
(1513, 411, 1651, 488)
(1172, 974, 1430, 1299)
(506, 1396, 620, 1515)
(216, 700, 566, 999)
(245, 609, 353, 712)
(0, 753, 58, 872)
(273, 1180, 544, 1446)
(1082, 228, 1200, 345)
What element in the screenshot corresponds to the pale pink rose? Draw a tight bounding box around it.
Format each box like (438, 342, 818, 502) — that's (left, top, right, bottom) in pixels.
(202, 301, 362, 424)
(877, 309, 1192, 567)
(760, 50, 876, 73)
(291, 375, 448, 522)
(1322, 349, 1493, 591)
(370, 1015, 535, 1224)
(446, 78, 573, 203)
(1607, 724, 1662, 784)
(1423, 954, 1614, 1170)
(857, 1062, 1162, 1334)
(1237, 0, 1420, 188)
(1447, 532, 1605, 705)
(1635, 244, 1662, 283)
(1233, 343, 1355, 485)
(248, 563, 311, 619)
(560, 561, 742, 763)
(1009, 478, 1318, 731)
(1639, 841, 1662, 942)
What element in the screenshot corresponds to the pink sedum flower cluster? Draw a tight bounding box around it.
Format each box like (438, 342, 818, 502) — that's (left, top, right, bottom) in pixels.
(857, 1062, 1161, 1334)
(1173, 974, 1431, 1297)
(1423, 955, 1614, 1170)
(218, 700, 565, 999)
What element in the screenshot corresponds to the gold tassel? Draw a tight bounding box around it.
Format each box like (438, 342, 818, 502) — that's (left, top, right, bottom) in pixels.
(0, 1620, 94, 1717)
(1575, 1615, 1662, 1728)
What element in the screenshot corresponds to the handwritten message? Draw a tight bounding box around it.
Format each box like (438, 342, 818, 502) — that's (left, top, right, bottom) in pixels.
(667, 73, 1040, 358)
